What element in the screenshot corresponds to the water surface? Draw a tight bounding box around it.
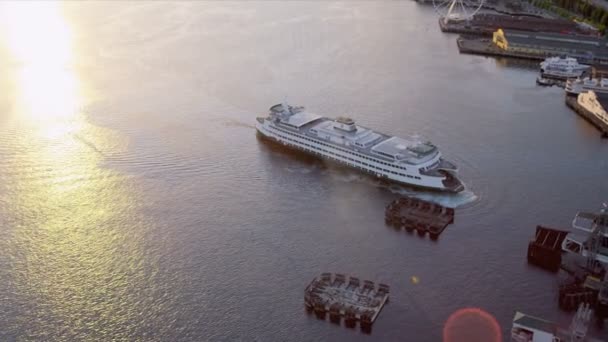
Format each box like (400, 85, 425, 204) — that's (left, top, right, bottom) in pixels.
(0, 2, 607, 341)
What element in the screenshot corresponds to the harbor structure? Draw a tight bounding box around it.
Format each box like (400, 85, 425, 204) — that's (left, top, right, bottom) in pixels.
(458, 29, 608, 64)
(564, 90, 608, 137)
(304, 273, 389, 331)
(439, 13, 596, 36)
(562, 204, 608, 268)
(492, 29, 608, 64)
(511, 304, 604, 342)
(384, 196, 455, 240)
(527, 226, 569, 272)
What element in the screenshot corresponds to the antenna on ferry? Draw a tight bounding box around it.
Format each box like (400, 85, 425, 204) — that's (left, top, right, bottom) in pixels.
(282, 96, 290, 114)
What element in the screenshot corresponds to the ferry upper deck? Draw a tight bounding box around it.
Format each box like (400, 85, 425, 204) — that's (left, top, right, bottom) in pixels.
(270, 104, 440, 166)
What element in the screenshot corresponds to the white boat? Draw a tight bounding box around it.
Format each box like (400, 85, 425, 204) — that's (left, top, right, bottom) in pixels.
(561, 204, 608, 266)
(256, 103, 464, 192)
(511, 304, 600, 342)
(511, 311, 559, 342)
(565, 77, 608, 96)
(540, 56, 589, 80)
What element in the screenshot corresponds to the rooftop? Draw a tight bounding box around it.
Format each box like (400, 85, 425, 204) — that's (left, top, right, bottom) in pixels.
(312, 120, 384, 146)
(572, 211, 608, 235)
(371, 136, 436, 160)
(283, 111, 322, 128)
(513, 312, 557, 335)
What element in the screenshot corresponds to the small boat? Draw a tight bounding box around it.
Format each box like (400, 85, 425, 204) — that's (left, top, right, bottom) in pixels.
(536, 76, 553, 86)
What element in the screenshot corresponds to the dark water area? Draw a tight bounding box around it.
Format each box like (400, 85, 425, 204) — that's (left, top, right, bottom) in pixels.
(0, 1, 607, 341)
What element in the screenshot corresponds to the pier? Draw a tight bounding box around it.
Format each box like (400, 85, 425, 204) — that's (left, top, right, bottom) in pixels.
(565, 94, 608, 138)
(458, 29, 608, 64)
(304, 273, 390, 332)
(457, 36, 546, 61)
(384, 197, 454, 240)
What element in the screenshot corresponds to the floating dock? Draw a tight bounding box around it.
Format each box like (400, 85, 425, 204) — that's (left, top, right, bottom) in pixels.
(385, 197, 454, 240)
(304, 273, 389, 331)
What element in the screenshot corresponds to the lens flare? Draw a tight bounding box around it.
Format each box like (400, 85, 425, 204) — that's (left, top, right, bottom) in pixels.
(443, 307, 502, 342)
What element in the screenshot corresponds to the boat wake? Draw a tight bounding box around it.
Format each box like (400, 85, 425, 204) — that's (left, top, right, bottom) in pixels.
(285, 166, 316, 174)
(223, 120, 255, 130)
(322, 168, 478, 208)
(387, 185, 478, 209)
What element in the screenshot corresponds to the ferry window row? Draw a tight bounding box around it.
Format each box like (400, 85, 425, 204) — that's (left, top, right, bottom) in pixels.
(268, 127, 421, 180)
(269, 125, 408, 171)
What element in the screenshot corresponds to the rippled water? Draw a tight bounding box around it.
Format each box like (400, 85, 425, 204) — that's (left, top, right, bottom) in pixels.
(0, 1, 607, 341)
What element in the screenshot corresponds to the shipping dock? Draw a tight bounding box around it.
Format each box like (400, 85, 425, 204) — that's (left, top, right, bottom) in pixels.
(526, 204, 608, 329)
(385, 196, 455, 240)
(304, 273, 390, 332)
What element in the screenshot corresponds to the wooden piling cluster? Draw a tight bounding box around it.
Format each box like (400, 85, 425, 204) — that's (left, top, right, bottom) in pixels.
(384, 197, 455, 240)
(304, 273, 390, 332)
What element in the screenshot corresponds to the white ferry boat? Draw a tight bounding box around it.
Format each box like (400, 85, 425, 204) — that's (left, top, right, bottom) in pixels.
(565, 77, 608, 96)
(540, 56, 589, 80)
(256, 103, 464, 192)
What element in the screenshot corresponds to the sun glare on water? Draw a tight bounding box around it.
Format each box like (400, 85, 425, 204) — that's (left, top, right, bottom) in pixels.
(0, 1, 81, 131)
(0, 3, 161, 339)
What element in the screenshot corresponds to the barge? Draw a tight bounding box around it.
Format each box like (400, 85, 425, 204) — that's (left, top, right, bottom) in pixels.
(304, 273, 389, 331)
(384, 196, 455, 240)
(527, 225, 569, 272)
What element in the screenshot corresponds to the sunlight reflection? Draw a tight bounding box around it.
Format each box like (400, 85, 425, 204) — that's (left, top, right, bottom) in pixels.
(0, 1, 80, 126)
(0, 3, 161, 339)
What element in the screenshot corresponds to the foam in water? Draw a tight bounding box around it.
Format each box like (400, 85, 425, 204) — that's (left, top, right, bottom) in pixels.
(387, 185, 478, 209)
(321, 167, 477, 208)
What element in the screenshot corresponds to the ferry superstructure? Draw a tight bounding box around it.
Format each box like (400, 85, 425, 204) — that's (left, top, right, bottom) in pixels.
(256, 103, 464, 193)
